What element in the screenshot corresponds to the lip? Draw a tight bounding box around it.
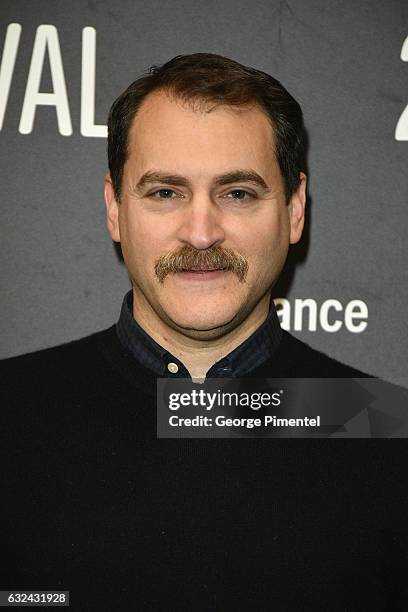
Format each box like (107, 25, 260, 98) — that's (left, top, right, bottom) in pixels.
(175, 269, 228, 281)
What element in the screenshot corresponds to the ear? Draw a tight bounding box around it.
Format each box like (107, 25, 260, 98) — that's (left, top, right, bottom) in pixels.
(288, 172, 307, 244)
(104, 174, 121, 243)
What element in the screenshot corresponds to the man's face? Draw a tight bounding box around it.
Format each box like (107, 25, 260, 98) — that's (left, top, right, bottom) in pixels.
(105, 90, 306, 339)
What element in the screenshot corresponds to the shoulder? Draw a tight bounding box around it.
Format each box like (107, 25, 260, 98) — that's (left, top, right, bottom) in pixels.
(270, 331, 372, 377)
(0, 325, 115, 370)
(0, 326, 119, 399)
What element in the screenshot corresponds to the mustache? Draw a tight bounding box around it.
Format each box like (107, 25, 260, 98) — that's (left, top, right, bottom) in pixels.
(154, 245, 249, 283)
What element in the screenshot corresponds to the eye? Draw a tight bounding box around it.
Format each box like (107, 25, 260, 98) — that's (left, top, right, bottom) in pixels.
(151, 188, 178, 199)
(225, 189, 255, 201)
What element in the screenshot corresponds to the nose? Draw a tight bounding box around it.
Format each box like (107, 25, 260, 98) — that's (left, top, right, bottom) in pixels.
(177, 194, 226, 250)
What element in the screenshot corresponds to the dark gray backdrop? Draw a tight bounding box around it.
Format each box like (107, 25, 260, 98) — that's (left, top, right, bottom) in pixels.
(1, 0, 407, 385)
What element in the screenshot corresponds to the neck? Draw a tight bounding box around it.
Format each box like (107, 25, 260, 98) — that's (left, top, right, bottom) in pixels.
(132, 289, 271, 380)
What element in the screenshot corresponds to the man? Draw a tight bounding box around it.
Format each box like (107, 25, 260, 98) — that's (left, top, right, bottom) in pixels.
(1, 54, 407, 609)
(102, 52, 365, 382)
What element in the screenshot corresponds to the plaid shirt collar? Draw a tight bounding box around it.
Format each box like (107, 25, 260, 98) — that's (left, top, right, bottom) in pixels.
(116, 290, 282, 379)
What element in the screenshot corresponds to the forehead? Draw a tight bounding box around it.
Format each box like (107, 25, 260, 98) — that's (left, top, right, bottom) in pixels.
(125, 90, 278, 178)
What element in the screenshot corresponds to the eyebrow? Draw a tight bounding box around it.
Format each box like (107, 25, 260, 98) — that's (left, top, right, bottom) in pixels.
(213, 170, 268, 189)
(135, 171, 190, 191)
(134, 169, 268, 192)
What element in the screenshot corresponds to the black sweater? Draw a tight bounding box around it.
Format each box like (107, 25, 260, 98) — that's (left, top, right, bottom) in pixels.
(1, 326, 407, 611)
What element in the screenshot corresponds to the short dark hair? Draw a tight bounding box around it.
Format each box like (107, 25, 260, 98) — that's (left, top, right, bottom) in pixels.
(107, 53, 306, 203)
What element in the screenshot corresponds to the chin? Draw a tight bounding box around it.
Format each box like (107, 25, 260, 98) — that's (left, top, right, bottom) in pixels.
(165, 306, 240, 337)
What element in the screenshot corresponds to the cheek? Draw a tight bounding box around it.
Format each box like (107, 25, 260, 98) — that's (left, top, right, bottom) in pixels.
(119, 209, 175, 270)
(240, 217, 289, 280)
(236, 214, 287, 258)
